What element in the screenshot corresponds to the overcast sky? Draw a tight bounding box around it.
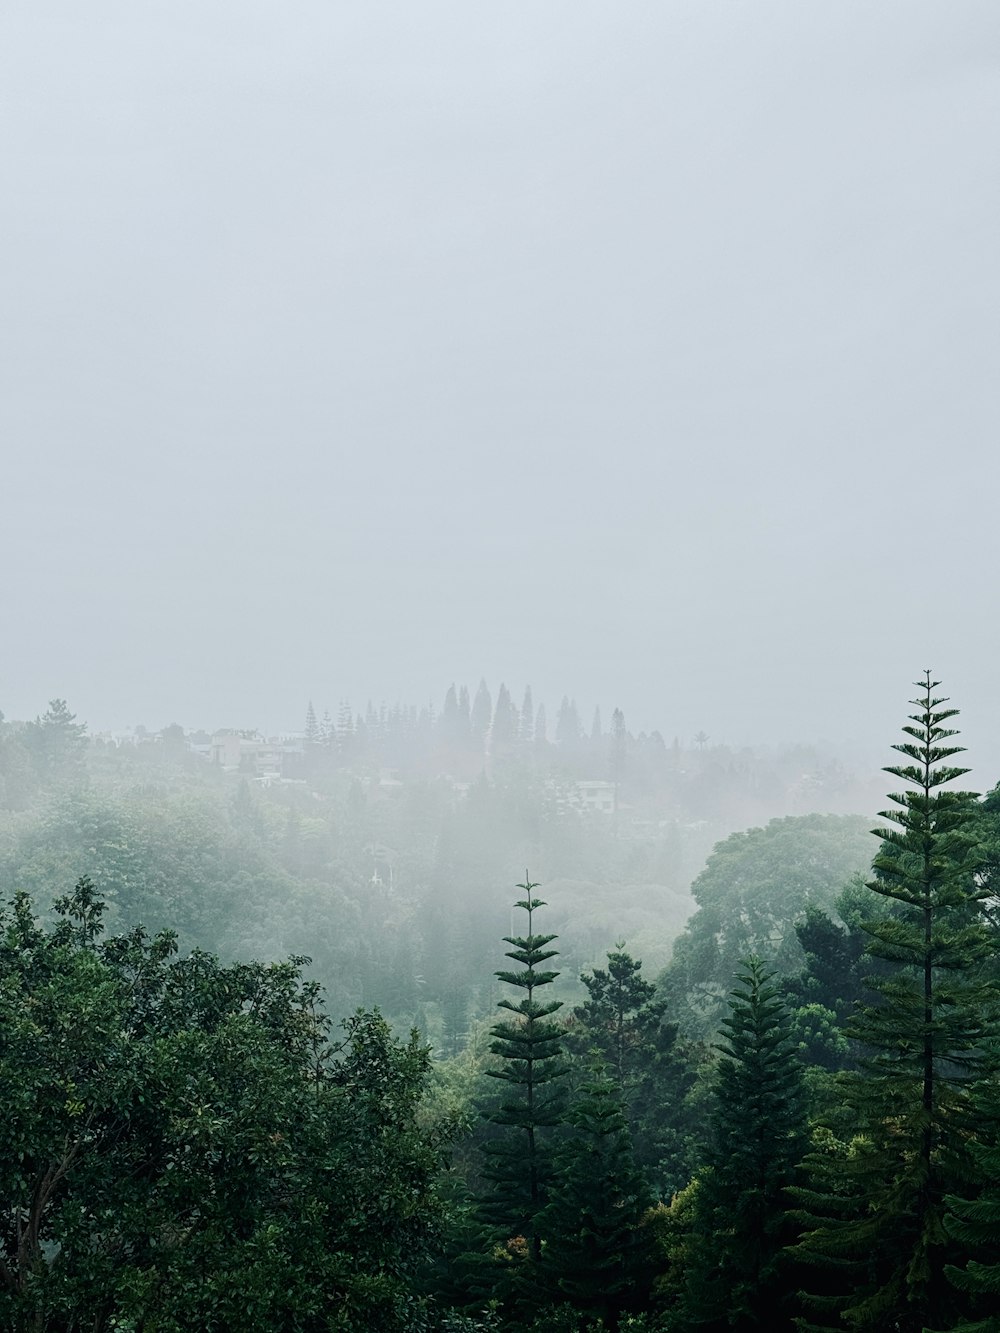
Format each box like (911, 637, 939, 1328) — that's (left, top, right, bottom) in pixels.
(3, 2, 998, 774)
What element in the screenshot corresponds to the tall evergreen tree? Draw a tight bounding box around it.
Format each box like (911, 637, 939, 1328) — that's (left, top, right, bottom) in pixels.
(471, 680, 493, 751)
(590, 706, 602, 745)
(457, 685, 472, 749)
(791, 674, 998, 1333)
(685, 958, 807, 1332)
(480, 876, 567, 1263)
(570, 946, 699, 1198)
(534, 703, 548, 748)
(320, 707, 335, 748)
(441, 683, 459, 728)
(304, 700, 318, 744)
(610, 708, 627, 815)
(541, 1060, 655, 1331)
(439, 684, 465, 763)
(570, 946, 665, 1093)
(490, 684, 518, 764)
(555, 697, 581, 749)
(941, 1085, 1000, 1333)
(24, 699, 88, 778)
(519, 686, 534, 746)
(336, 700, 354, 748)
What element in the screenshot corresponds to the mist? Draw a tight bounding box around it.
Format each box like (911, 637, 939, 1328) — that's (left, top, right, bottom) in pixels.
(2, 1, 998, 773)
(6, 9, 1000, 1326)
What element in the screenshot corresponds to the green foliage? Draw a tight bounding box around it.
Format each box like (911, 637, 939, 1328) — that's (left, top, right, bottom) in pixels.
(11, 678, 1000, 1331)
(569, 946, 701, 1198)
(541, 1061, 656, 1330)
(0, 878, 452, 1332)
(663, 815, 874, 1038)
(683, 958, 807, 1332)
(570, 946, 665, 1089)
(786, 1002, 848, 1071)
(940, 1080, 1000, 1332)
(644, 1185, 699, 1325)
(480, 878, 568, 1268)
(790, 676, 1000, 1333)
(22, 699, 89, 784)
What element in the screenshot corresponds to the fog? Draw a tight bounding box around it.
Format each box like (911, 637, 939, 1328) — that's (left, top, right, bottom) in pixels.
(3, 2, 999, 773)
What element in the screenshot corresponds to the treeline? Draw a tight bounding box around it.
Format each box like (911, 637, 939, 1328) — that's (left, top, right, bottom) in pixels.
(286, 682, 880, 822)
(0, 683, 881, 825)
(443, 676, 1000, 1333)
(3, 674, 1000, 1330)
(0, 699, 877, 1037)
(303, 684, 634, 780)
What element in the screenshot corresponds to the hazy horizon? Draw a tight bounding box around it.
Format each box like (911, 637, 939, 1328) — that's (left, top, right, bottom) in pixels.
(4, 3, 999, 775)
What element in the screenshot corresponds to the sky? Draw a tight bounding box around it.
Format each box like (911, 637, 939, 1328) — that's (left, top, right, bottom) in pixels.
(3, 2, 999, 774)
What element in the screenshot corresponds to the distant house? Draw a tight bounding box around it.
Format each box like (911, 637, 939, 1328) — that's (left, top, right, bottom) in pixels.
(573, 780, 616, 814)
(209, 731, 304, 780)
(210, 731, 244, 770)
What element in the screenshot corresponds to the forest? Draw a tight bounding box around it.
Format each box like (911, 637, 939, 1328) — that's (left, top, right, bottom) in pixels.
(2, 674, 999, 1332)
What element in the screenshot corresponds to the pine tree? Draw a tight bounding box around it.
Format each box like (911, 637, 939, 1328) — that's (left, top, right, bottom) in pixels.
(304, 700, 319, 744)
(555, 697, 581, 749)
(791, 674, 998, 1333)
(610, 707, 627, 816)
(534, 703, 548, 748)
(320, 708, 335, 748)
(490, 684, 518, 764)
(336, 700, 354, 749)
(441, 682, 459, 729)
(480, 876, 567, 1264)
(570, 945, 665, 1093)
(519, 686, 534, 746)
(541, 1060, 655, 1331)
(590, 706, 602, 745)
(471, 679, 492, 751)
(941, 1090, 1000, 1333)
(569, 946, 699, 1196)
(457, 685, 472, 749)
(685, 958, 807, 1332)
(25, 698, 88, 777)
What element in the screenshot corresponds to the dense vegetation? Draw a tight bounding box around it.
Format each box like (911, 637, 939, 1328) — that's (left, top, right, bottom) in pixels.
(0, 688, 877, 1035)
(2, 676, 1000, 1330)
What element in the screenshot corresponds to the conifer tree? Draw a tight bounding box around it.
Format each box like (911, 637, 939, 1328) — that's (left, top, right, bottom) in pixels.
(590, 706, 602, 745)
(791, 674, 998, 1333)
(519, 686, 534, 746)
(439, 684, 465, 764)
(534, 703, 548, 748)
(320, 707, 335, 748)
(541, 1060, 655, 1331)
(570, 946, 699, 1196)
(25, 698, 88, 777)
(610, 707, 627, 814)
(336, 700, 354, 747)
(480, 876, 567, 1262)
(685, 958, 807, 1332)
(571, 945, 665, 1093)
(555, 696, 581, 749)
(441, 683, 459, 729)
(304, 700, 318, 744)
(457, 684, 472, 748)
(471, 679, 493, 750)
(941, 1099, 1000, 1333)
(490, 684, 519, 763)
